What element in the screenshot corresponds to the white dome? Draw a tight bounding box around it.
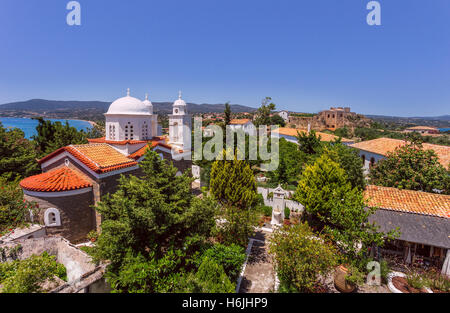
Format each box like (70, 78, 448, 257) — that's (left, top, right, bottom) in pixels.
(106, 89, 151, 115)
(142, 93, 152, 107)
(174, 91, 186, 106)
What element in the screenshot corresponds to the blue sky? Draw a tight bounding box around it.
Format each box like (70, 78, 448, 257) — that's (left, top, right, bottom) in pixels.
(0, 0, 449, 116)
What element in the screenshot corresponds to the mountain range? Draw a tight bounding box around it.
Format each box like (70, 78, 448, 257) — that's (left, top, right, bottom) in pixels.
(0, 99, 257, 121)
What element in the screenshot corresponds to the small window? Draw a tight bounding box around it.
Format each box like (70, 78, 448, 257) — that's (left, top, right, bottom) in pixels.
(361, 155, 366, 165)
(44, 208, 61, 227)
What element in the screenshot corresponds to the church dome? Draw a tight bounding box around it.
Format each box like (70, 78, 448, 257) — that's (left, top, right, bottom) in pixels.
(142, 93, 152, 107)
(173, 91, 186, 106)
(106, 89, 151, 115)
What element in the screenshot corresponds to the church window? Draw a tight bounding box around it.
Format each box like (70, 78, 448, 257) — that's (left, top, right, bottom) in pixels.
(44, 208, 61, 227)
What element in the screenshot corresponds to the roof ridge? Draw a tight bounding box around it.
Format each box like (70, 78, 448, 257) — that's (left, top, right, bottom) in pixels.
(68, 145, 101, 169)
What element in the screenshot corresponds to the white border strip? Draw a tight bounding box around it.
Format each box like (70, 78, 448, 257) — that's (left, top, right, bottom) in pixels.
(23, 187, 93, 198)
(235, 238, 254, 293)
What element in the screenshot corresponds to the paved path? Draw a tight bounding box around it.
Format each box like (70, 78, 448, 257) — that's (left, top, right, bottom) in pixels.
(238, 230, 276, 293)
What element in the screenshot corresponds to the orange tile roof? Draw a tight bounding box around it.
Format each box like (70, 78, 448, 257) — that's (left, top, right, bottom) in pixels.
(128, 142, 159, 160)
(39, 144, 138, 174)
(230, 119, 251, 125)
(350, 138, 450, 169)
(272, 127, 353, 143)
(364, 185, 450, 218)
(88, 137, 150, 145)
(20, 167, 92, 192)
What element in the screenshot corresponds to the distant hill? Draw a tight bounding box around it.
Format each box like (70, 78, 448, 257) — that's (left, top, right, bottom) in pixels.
(0, 99, 257, 121)
(366, 114, 450, 128)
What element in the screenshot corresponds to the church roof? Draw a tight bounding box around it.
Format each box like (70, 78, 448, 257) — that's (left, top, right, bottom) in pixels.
(38, 144, 138, 174)
(105, 89, 151, 115)
(20, 167, 92, 192)
(87, 137, 149, 145)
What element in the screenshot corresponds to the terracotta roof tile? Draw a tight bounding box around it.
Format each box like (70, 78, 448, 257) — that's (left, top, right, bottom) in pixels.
(364, 185, 450, 218)
(87, 137, 150, 145)
(272, 127, 353, 142)
(230, 119, 251, 125)
(38, 144, 138, 174)
(350, 138, 450, 169)
(20, 167, 92, 192)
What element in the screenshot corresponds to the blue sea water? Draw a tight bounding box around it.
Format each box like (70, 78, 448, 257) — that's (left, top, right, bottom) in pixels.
(0, 117, 92, 139)
(439, 128, 450, 132)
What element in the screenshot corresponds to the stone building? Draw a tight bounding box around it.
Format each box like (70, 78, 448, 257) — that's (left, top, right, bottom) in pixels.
(316, 107, 356, 130)
(288, 107, 369, 131)
(19, 89, 192, 243)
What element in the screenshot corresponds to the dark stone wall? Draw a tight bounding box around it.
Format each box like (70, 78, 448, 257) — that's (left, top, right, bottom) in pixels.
(24, 191, 95, 243)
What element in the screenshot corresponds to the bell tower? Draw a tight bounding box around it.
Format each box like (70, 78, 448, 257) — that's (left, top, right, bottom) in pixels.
(168, 91, 191, 151)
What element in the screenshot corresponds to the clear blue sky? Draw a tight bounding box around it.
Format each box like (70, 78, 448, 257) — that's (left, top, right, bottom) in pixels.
(1, 0, 449, 116)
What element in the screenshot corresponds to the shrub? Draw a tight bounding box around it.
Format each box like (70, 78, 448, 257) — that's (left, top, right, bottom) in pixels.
(406, 271, 426, 290)
(262, 206, 272, 217)
(284, 207, 290, 220)
(269, 222, 338, 292)
(177, 256, 235, 293)
(0, 251, 66, 293)
(379, 259, 390, 284)
(200, 243, 246, 281)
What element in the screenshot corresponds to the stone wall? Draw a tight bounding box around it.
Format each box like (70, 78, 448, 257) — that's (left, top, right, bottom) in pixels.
(24, 191, 95, 243)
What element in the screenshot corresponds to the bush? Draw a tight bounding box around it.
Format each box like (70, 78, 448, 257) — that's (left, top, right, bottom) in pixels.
(284, 207, 290, 220)
(0, 251, 66, 293)
(406, 271, 426, 290)
(200, 243, 246, 281)
(177, 256, 235, 293)
(262, 206, 272, 217)
(379, 259, 390, 284)
(269, 223, 338, 292)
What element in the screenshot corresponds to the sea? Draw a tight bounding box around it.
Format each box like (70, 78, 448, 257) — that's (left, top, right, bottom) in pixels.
(439, 128, 450, 132)
(0, 117, 92, 139)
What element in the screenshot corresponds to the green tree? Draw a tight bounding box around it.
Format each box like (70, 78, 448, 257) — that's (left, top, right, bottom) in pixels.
(271, 114, 286, 127)
(177, 256, 235, 293)
(369, 142, 450, 194)
(267, 138, 305, 186)
(0, 252, 66, 293)
(254, 97, 275, 127)
(210, 152, 258, 246)
(0, 123, 39, 181)
(269, 223, 338, 292)
(32, 118, 88, 156)
(296, 130, 322, 156)
(224, 102, 231, 126)
(0, 178, 38, 235)
(323, 143, 366, 190)
(210, 153, 258, 210)
(294, 154, 397, 259)
(92, 150, 217, 292)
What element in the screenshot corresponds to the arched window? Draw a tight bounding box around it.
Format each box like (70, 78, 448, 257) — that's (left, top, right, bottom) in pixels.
(370, 157, 376, 168)
(44, 208, 61, 227)
(361, 154, 366, 165)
